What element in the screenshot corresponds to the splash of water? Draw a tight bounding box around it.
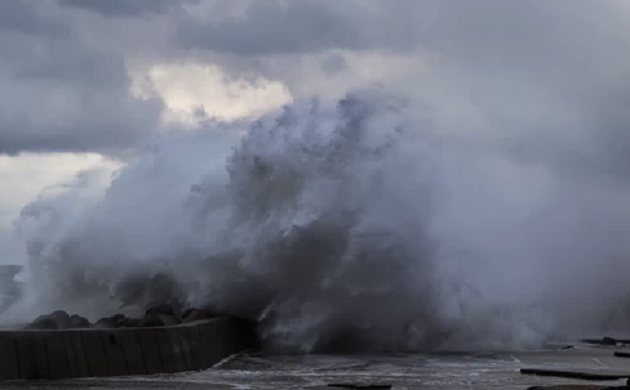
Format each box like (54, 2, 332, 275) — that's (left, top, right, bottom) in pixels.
(8, 90, 630, 352)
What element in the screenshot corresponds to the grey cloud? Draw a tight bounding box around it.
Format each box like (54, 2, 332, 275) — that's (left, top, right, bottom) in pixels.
(58, 0, 181, 18)
(3, 0, 630, 176)
(0, 1, 163, 155)
(0, 88, 163, 155)
(0, 1, 68, 36)
(361, 0, 630, 183)
(171, 0, 630, 185)
(3, 34, 129, 88)
(175, 0, 418, 56)
(319, 52, 346, 75)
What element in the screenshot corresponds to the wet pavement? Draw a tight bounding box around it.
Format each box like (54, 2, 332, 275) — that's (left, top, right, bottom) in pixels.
(3, 341, 630, 389)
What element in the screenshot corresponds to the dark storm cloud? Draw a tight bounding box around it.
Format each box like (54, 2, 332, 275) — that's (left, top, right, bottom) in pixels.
(175, 0, 418, 55)
(413, 0, 630, 181)
(58, 0, 181, 18)
(0, 1, 67, 36)
(2, 0, 630, 170)
(0, 1, 163, 155)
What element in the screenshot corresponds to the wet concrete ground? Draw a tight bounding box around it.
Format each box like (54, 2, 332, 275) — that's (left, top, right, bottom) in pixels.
(3, 341, 630, 389)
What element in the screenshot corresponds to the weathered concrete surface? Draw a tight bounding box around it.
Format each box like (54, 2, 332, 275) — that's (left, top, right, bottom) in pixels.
(2, 344, 630, 389)
(4, 346, 630, 389)
(0, 317, 256, 380)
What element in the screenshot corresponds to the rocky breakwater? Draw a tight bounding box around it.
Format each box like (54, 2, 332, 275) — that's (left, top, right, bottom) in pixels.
(0, 305, 257, 380)
(25, 305, 215, 330)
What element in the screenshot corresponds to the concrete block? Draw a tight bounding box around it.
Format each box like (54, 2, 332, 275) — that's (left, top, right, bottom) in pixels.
(81, 330, 109, 377)
(119, 330, 147, 375)
(63, 331, 90, 378)
(235, 318, 257, 350)
(220, 318, 236, 355)
(16, 332, 50, 379)
(0, 332, 19, 379)
(197, 320, 224, 365)
(185, 326, 210, 370)
(154, 328, 180, 373)
(175, 327, 194, 371)
(0, 316, 256, 380)
(45, 332, 71, 379)
(137, 329, 162, 374)
(166, 328, 187, 372)
(100, 330, 128, 377)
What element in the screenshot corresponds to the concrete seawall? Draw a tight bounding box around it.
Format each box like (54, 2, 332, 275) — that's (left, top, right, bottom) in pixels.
(0, 316, 256, 380)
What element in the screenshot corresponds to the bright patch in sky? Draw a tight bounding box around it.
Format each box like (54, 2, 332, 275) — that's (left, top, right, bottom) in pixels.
(133, 63, 293, 123)
(0, 153, 120, 264)
(0, 153, 118, 226)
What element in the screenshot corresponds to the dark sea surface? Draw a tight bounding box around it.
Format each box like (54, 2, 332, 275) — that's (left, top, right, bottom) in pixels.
(3, 342, 630, 390)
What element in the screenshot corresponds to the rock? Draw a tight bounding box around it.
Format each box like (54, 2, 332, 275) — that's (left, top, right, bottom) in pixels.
(111, 313, 126, 321)
(109, 314, 128, 327)
(48, 310, 70, 328)
(603, 337, 618, 346)
(520, 368, 629, 381)
(140, 313, 178, 327)
(67, 315, 91, 329)
(26, 316, 59, 330)
(159, 314, 178, 326)
(119, 317, 142, 328)
(94, 314, 137, 328)
(182, 309, 214, 323)
(94, 317, 117, 328)
(145, 304, 175, 317)
(27, 310, 70, 330)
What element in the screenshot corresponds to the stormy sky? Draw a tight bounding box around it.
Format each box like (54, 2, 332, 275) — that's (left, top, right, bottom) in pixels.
(2, 0, 630, 265)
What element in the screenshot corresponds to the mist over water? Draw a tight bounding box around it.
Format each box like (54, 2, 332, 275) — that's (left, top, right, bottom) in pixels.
(6, 89, 630, 352)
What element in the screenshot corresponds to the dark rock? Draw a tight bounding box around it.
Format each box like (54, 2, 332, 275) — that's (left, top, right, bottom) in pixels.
(111, 313, 126, 321)
(182, 309, 214, 323)
(109, 314, 127, 327)
(48, 310, 70, 328)
(582, 337, 625, 346)
(94, 317, 117, 328)
(521, 368, 628, 381)
(27, 310, 70, 330)
(145, 304, 175, 317)
(67, 315, 91, 329)
(26, 316, 58, 330)
(159, 314, 178, 326)
(119, 317, 142, 328)
(140, 313, 179, 327)
(603, 337, 618, 346)
(94, 314, 137, 328)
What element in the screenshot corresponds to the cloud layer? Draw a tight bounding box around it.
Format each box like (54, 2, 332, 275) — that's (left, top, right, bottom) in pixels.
(0, 0, 162, 154)
(4, 0, 630, 351)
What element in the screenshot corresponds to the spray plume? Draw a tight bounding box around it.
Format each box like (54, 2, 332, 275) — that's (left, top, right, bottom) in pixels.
(5, 88, 630, 352)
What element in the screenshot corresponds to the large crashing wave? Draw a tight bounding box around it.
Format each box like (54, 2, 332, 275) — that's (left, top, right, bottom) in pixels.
(9, 90, 630, 352)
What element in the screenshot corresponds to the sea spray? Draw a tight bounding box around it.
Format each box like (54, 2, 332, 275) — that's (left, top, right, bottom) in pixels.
(6, 90, 630, 351)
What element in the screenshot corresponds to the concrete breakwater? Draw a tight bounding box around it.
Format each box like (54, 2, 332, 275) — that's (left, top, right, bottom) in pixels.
(0, 316, 256, 380)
